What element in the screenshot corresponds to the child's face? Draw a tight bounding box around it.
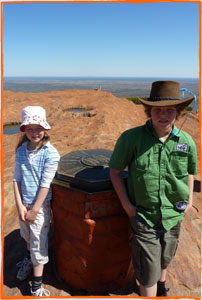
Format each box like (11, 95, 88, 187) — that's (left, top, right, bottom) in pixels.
(24, 124, 45, 145)
(150, 106, 177, 134)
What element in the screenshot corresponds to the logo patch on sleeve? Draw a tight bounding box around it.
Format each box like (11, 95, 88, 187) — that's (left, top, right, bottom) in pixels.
(177, 143, 188, 152)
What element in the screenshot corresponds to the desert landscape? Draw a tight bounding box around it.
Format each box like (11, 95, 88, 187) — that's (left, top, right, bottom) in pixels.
(2, 89, 201, 297)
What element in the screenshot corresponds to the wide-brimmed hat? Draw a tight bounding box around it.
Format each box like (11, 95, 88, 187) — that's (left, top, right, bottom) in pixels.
(138, 80, 194, 107)
(20, 106, 51, 132)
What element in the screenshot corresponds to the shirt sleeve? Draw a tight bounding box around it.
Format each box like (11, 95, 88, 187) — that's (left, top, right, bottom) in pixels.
(188, 138, 197, 175)
(13, 162, 22, 182)
(13, 149, 22, 182)
(40, 146, 60, 188)
(40, 163, 59, 188)
(109, 130, 133, 170)
(45, 147, 60, 164)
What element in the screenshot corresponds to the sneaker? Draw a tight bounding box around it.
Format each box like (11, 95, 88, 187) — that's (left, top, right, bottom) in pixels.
(157, 286, 170, 297)
(31, 287, 50, 297)
(16, 256, 33, 280)
(157, 281, 170, 297)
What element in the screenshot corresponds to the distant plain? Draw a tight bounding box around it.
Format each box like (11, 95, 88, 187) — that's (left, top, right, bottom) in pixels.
(3, 77, 199, 109)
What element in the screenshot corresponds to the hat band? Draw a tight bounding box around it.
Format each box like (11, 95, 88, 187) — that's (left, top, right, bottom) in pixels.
(148, 97, 181, 101)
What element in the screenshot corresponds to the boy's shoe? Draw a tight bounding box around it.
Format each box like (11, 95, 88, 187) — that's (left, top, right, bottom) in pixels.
(16, 256, 33, 280)
(157, 280, 169, 296)
(31, 287, 50, 297)
(157, 286, 170, 296)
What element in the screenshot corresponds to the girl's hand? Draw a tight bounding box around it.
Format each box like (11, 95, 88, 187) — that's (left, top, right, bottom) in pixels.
(18, 205, 28, 222)
(25, 209, 38, 223)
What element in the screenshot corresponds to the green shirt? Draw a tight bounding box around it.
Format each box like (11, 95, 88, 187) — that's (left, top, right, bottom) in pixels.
(109, 120, 197, 230)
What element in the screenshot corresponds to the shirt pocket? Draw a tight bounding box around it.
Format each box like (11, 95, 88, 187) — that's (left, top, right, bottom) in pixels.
(169, 151, 188, 175)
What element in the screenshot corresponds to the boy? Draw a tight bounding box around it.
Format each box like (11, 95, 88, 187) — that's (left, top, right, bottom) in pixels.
(109, 81, 197, 297)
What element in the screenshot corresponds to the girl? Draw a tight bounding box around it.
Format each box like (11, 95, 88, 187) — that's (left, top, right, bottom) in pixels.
(13, 106, 60, 297)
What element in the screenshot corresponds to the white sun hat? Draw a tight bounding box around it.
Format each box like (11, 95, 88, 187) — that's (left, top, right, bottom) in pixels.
(20, 106, 51, 132)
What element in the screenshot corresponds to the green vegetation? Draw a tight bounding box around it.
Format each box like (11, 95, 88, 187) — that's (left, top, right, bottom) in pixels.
(3, 121, 21, 128)
(127, 97, 147, 104)
(186, 106, 192, 111)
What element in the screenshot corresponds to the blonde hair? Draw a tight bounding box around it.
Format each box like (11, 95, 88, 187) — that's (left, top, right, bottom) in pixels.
(16, 131, 50, 152)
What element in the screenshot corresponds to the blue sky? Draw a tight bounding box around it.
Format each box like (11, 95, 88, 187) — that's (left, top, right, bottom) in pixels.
(2, 1, 200, 78)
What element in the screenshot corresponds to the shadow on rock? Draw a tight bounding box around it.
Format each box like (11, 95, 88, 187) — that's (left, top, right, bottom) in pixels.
(44, 231, 139, 296)
(3, 228, 139, 297)
(3, 228, 75, 296)
(3, 229, 31, 296)
(194, 179, 201, 193)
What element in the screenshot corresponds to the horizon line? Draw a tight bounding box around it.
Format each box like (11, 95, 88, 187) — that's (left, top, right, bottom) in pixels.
(3, 75, 199, 80)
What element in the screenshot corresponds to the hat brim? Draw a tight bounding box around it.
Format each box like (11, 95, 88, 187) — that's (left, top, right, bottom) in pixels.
(20, 121, 51, 132)
(137, 96, 194, 107)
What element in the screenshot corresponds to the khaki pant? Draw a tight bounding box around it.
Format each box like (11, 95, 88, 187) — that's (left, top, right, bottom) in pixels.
(19, 201, 50, 266)
(130, 214, 181, 287)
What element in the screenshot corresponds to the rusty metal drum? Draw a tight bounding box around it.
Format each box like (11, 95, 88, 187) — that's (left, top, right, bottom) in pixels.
(51, 149, 134, 293)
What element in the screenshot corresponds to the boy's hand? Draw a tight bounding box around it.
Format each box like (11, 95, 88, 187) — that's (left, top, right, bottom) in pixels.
(125, 203, 137, 217)
(25, 209, 38, 223)
(184, 203, 192, 214)
(110, 169, 137, 218)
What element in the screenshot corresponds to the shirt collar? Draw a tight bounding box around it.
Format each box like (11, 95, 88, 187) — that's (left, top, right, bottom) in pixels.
(22, 141, 50, 149)
(146, 119, 180, 140)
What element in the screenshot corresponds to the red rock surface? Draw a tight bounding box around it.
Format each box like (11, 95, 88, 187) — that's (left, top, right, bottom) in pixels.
(2, 89, 201, 297)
